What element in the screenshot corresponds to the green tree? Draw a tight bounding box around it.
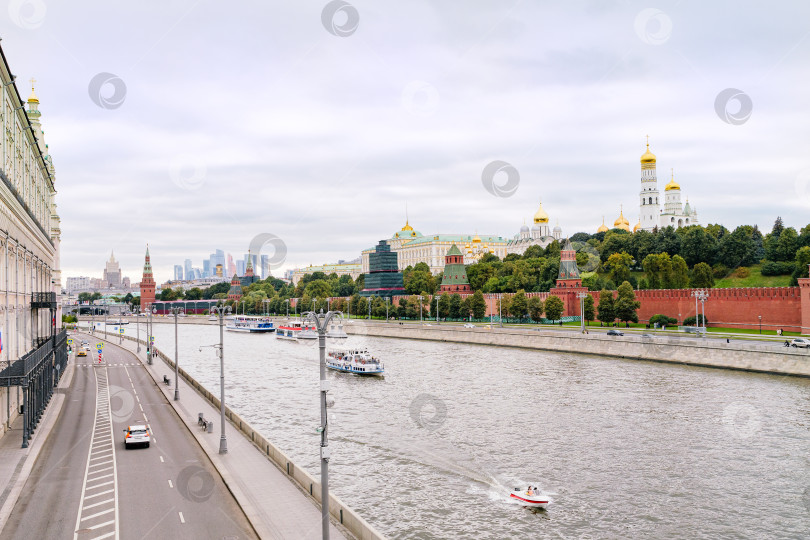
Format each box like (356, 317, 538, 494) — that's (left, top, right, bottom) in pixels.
(655, 226, 682, 256)
(470, 291, 487, 319)
(670, 255, 690, 289)
(614, 281, 641, 324)
(543, 295, 564, 322)
(527, 296, 544, 322)
(184, 287, 203, 300)
(583, 294, 595, 325)
(597, 289, 615, 325)
(691, 262, 715, 288)
(304, 279, 332, 299)
(604, 252, 634, 284)
(404, 262, 437, 295)
(438, 293, 451, 318)
(510, 290, 528, 319)
(449, 294, 462, 319)
(680, 226, 717, 266)
(600, 231, 633, 262)
(790, 246, 810, 285)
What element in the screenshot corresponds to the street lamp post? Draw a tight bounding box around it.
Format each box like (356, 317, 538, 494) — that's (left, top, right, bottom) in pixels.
(304, 309, 343, 540)
(385, 297, 389, 322)
(498, 293, 503, 328)
(691, 289, 709, 333)
(435, 296, 439, 324)
(758, 315, 762, 334)
(210, 305, 231, 454)
(418, 295, 423, 325)
(169, 306, 184, 400)
(577, 292, 588, 333)
(134, 307, 141, 353)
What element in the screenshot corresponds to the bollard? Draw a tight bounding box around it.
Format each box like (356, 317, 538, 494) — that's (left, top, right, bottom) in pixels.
(207, 421, 214, 433)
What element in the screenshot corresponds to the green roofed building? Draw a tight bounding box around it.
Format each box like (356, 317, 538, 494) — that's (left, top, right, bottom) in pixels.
(439, 244, 471, 293)
(360, 240, 405, 298)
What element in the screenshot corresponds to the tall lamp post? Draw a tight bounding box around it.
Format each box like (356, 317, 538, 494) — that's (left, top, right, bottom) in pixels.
(692, 289, 709, 332)
(304, 309, 343, 540)
(758, 315, 762, 334)
(169, 306, 184, 400)
(435, 296, 439, 324)
(209, 304, 231, 454)
(134, 307, 141, 353)
(576, 292, 588, 333)
(418, 295, 423, 325)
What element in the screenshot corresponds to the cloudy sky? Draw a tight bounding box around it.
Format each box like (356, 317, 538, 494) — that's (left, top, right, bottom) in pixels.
(3, 0, 809, 283)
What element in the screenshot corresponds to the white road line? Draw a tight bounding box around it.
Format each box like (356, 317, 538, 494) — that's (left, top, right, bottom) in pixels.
(81, 507, 114, 521)
(159, 456, 164, 463)
(83, 498, 115, 510)
(138, 404, 144, 412)
(88, 520, 115, 530)
(83, 489, 114, 500)
(92, 531, 116, 540)
(85, 480, 113, 489)
(88, 467, 113, 475)
(89, 453, 112, 462)
(87, 473, 113, 481)
(178, 512, 185, 524)
(167, 479, 173, 488)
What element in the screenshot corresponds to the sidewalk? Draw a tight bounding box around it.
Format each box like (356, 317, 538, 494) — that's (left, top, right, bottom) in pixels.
(100, 333, 352, 540)
(0, 360, 75, 530)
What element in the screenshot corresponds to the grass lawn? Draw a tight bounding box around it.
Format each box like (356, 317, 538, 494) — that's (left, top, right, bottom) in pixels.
(713, 265, 792, 288)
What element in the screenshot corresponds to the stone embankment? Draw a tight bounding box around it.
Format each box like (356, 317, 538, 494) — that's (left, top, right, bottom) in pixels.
(344, 322, 810, 378)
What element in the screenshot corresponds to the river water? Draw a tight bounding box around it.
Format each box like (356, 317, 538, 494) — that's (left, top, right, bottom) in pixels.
(105, 320, 810, 539)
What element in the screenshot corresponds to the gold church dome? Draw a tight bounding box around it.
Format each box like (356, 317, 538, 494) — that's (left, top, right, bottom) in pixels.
(665, 170, 680, 191)
(614, 207, 630, 231)
(597, 217, 609, 233)
(533, 200, 549, 224)
(633, 219, 641, 233)
(472, 234, 482, 243)
(640, 140, 656, 164)
(401, 220, 414, 231)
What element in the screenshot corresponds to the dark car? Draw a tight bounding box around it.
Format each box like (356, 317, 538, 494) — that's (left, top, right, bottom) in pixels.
(607, 329, 624, 336)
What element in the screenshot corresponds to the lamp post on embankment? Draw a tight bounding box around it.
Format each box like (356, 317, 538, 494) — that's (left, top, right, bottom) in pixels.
(170, 306, 184, 400)
(577, 292, 587, 333)
(209, 304, 231, 454)
(304, 309, 343, 540)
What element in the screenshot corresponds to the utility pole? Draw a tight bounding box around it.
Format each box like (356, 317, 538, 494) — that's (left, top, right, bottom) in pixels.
(170, 306, 184, 400)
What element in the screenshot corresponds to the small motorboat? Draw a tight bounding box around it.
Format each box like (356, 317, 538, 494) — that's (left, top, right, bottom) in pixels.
(510, 487, 549, 508)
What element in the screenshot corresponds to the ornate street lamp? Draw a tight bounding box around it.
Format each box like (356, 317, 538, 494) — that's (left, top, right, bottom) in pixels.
(303, 309, 343, 540)
(577, 292, 588, 333)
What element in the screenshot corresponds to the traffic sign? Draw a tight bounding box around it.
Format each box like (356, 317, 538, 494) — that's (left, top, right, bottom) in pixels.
(119, 328, 125, 335)
(96, 343, 104, 350)
(67, 338, 73, 346)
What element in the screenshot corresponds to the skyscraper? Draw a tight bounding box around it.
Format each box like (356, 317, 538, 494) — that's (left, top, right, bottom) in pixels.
(173, 265, 183, 281)
(236, 260, 245, 276)
(103, 250, 122, 287)
(202, 259, 211, 278)
(184, 259, 193, 281)
(260, 255, 270, 279)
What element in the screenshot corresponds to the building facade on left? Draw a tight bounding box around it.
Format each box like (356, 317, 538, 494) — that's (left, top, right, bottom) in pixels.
(0, 44, 66, 446)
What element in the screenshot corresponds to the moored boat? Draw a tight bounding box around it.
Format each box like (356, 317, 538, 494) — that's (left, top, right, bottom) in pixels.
(276, 320, 309, 340)
(226, 316, 275, 333)
(326, 349, 384, 375)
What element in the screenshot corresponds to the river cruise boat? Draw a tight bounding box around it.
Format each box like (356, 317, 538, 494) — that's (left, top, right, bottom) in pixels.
(225, 316, 275, 333)
(326, 349, 384, 376)
(509, 487, 549, 508)
(276, 320, 314, 340)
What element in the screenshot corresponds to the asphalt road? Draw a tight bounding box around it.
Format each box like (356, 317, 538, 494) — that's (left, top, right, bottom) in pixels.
(2, 333, 257, 540)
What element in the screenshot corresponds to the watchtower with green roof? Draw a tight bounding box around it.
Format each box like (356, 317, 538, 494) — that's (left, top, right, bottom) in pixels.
(439, 244, 471, 293)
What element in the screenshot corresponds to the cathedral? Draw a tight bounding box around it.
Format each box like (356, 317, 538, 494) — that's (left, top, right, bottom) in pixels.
(600, 139, 699, 233)
(506, 200, 562, 255)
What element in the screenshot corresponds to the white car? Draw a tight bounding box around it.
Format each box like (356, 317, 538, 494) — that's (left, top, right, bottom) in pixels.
(123, 425, 151, 448)
(790, 338, 810, 348)
(463, 323, 475, 328)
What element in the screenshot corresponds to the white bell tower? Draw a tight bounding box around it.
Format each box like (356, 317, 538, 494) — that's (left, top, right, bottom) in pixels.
(639, 136, 660, 231)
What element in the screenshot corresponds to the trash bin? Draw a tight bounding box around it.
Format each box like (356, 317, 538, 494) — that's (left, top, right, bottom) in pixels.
(207, 421, 214, 433)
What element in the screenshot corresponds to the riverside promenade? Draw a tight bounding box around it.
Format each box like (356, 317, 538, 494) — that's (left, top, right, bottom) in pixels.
(95, 332, 357, 540)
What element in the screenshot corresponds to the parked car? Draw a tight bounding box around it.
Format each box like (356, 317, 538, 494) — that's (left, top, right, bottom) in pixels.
(463, 323, 475, 328)
(607, 329, 624, 336)
(123, 425, 151, 448)
(790, 338, 810, 348)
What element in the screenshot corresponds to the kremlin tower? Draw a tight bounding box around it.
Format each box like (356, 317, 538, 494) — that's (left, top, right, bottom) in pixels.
(140, 246, 156, 308)
(227, 274, 243, 301)
(439, 244, 471, 293)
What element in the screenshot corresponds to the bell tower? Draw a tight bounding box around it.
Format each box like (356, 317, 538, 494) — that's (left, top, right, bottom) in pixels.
(639, 136, 660, 231)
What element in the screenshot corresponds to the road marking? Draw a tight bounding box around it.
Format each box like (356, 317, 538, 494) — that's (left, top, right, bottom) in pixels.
(83, 498, 115, 510)
(168, 480, 173, 488)
(73, 367, 119, 540)
(178, 512, 185, 524)
(92, 530, 116, 540)
(159, 456, 164, 463)
(138, 404, 144, 412)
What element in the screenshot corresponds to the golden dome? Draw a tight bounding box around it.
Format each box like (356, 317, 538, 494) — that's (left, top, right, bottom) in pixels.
(27, 77, 39, 104)
(401, 220, 414, 232)
(633, 219, 641, 233)
(597, 217, 609, 233)
(533, 200, 549, 224)
(614, 207, 630, 231)
(640, 136, 656, 164)
(472, 234, 482, 243)
(665, 169, 680, 191)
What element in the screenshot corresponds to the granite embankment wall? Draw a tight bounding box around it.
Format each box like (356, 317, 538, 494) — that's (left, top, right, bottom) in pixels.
(101, 330, 384, 540)
(345, 322, 810, 378)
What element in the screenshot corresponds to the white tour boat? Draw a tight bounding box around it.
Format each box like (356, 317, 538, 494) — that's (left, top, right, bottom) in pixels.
(326, 349, 384, 376)
(276, 320, 312, 340)
(509, 487, 549, 508)
(225, 316, 275, 333)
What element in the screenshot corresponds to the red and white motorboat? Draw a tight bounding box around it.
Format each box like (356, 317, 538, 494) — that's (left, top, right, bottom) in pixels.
(509, 487, 549, 508)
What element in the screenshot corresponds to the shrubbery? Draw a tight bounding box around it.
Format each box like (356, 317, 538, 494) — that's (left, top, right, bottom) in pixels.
(683, 314, 708, 326)
(760, 260, 795, 276)
(649, 314, 677, 327)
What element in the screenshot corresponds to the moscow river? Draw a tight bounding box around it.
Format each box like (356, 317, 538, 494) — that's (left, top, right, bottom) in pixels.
(106, 320, 809, 539)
